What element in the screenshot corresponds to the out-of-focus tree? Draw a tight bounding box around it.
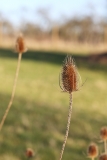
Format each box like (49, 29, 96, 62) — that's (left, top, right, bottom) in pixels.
(20, 22, 44, 40)
(1, 3, 107, 44)
(3, 21, 14, 36)
(58, 15, 106, 44)
(0, 12, 3, 44)
(104, 0, 107, 43)
(37, 7, 59, 41)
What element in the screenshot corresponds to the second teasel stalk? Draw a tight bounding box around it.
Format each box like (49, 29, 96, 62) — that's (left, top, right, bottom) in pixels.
(59, 55, 81, 160)
(0, 34, 27, 132)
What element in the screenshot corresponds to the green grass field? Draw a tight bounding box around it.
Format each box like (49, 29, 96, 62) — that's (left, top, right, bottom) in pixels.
(0, 48, 107, 160)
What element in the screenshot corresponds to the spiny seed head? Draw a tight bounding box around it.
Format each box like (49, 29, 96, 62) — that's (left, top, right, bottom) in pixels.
(87, 143, 98, 158)
(26, 148, 34, 158)
(15, 33, 27, 53)
(60, 55, 81, 93)
(99, 153, 107, 160)
(100, 127, 107, 141)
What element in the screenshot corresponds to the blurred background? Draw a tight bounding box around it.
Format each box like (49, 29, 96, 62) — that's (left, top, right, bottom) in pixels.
(0, 0, 107, 52)
(0, 0, 107, 160)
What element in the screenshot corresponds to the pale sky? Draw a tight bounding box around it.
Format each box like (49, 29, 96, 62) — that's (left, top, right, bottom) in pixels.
(0, 0, 106, 25)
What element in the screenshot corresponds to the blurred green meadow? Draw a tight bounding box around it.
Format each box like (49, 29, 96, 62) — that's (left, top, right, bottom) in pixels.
(0, 48, 107, 160)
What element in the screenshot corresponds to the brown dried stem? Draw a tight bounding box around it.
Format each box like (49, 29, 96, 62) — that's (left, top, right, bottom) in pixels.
(104, 140, 107, 153)
(59, 93, 72, 160)
(0, 53, 22, 131)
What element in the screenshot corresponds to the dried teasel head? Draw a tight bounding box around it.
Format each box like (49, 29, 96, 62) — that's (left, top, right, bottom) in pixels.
(59, 55, 81, 93)
(99, 153, 107, 160)
(100, 127, 107, 141)
(26, 148, 34, 158)
(87, 143, 98, 158)
(15, 33, 27, 53)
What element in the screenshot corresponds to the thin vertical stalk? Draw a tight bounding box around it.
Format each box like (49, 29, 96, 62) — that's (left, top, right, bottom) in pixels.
(0, 53, 22, 131)
(59, 93, 72, 160)
(104, 140, 107, 153)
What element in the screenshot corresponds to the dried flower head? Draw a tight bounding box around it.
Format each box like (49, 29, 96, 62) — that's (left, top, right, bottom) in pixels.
(99, 153, 107, 160)
(60, 55, 81, 93)
(15, 33, 27, 53)
(100, 127, 107, 141)
(26, 148, 34, 158)
(87, 143, 98, 158)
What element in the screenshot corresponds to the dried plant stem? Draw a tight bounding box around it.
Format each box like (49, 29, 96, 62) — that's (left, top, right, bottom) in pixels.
(0, 53, 22, 132)
(104, 140, 107, 153)
(92, 158, 95, 160)
(59, 93, 72, 160)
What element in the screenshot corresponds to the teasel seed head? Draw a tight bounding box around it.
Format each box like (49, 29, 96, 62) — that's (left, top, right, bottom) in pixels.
(87, 143, 98, 158)
(60, 55, 81, 93)
(15, 33, 27, 53)
(99, 153, 107, 160)
(26, 148, 34, 158)
(100, 127, 107, 141)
